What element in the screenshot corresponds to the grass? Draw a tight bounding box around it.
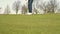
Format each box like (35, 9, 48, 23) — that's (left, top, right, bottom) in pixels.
(0, 14, 60, 34)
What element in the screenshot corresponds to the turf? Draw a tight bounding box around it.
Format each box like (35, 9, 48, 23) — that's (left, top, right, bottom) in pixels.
(0, 14, 60, 34)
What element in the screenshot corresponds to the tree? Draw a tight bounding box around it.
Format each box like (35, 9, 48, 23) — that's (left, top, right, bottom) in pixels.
(37, 1, 48, 13)
(4, 5, 10, 14)
(33, 0, 50, 14)
(38, 0, 59, 13)
(22, 5, 28, 14)
(12, 0, 20, 14)
(32, 0, 41, 14)
(33, 7, 38, 14)
(47, 0, 58, 13)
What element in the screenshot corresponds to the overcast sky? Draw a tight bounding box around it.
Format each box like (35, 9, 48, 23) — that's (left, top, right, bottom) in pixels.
(0, 0, 24, 8)
(0, 0, 59, 6)
(0, 0, 60, 7)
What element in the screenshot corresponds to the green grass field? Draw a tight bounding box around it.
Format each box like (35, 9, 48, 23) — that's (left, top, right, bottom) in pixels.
(0, 14, 60, 34)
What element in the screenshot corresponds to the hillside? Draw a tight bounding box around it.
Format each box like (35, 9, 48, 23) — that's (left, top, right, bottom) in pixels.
(0, 14, 60, 34)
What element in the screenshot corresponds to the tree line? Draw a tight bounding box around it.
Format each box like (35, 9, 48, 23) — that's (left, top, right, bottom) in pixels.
(34, 0, 59, 14)
(4, 0, 60, 14)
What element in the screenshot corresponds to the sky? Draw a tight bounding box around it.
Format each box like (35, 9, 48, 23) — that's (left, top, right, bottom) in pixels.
(0, 0, 60, 7)
(0, 0, 26, 8)
(0, 0, 52, 8)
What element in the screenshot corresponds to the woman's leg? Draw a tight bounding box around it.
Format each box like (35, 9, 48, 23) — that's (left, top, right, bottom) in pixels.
(28, 0, 33, 13)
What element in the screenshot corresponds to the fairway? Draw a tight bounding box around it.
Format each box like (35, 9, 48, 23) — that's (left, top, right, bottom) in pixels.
(0, 14, 60, 34)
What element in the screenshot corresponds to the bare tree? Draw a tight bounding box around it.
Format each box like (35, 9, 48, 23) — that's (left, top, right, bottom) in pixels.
(4, 5, 10, 14)
(47, 0, 58, 13)
(38, 1, 48, 13)
(33, 7, 38, 14)
(22, 5, 28, 14)
(12, 0, 20, 14)
(32, 0, 41, 14)
(37, 0, 59, 14)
